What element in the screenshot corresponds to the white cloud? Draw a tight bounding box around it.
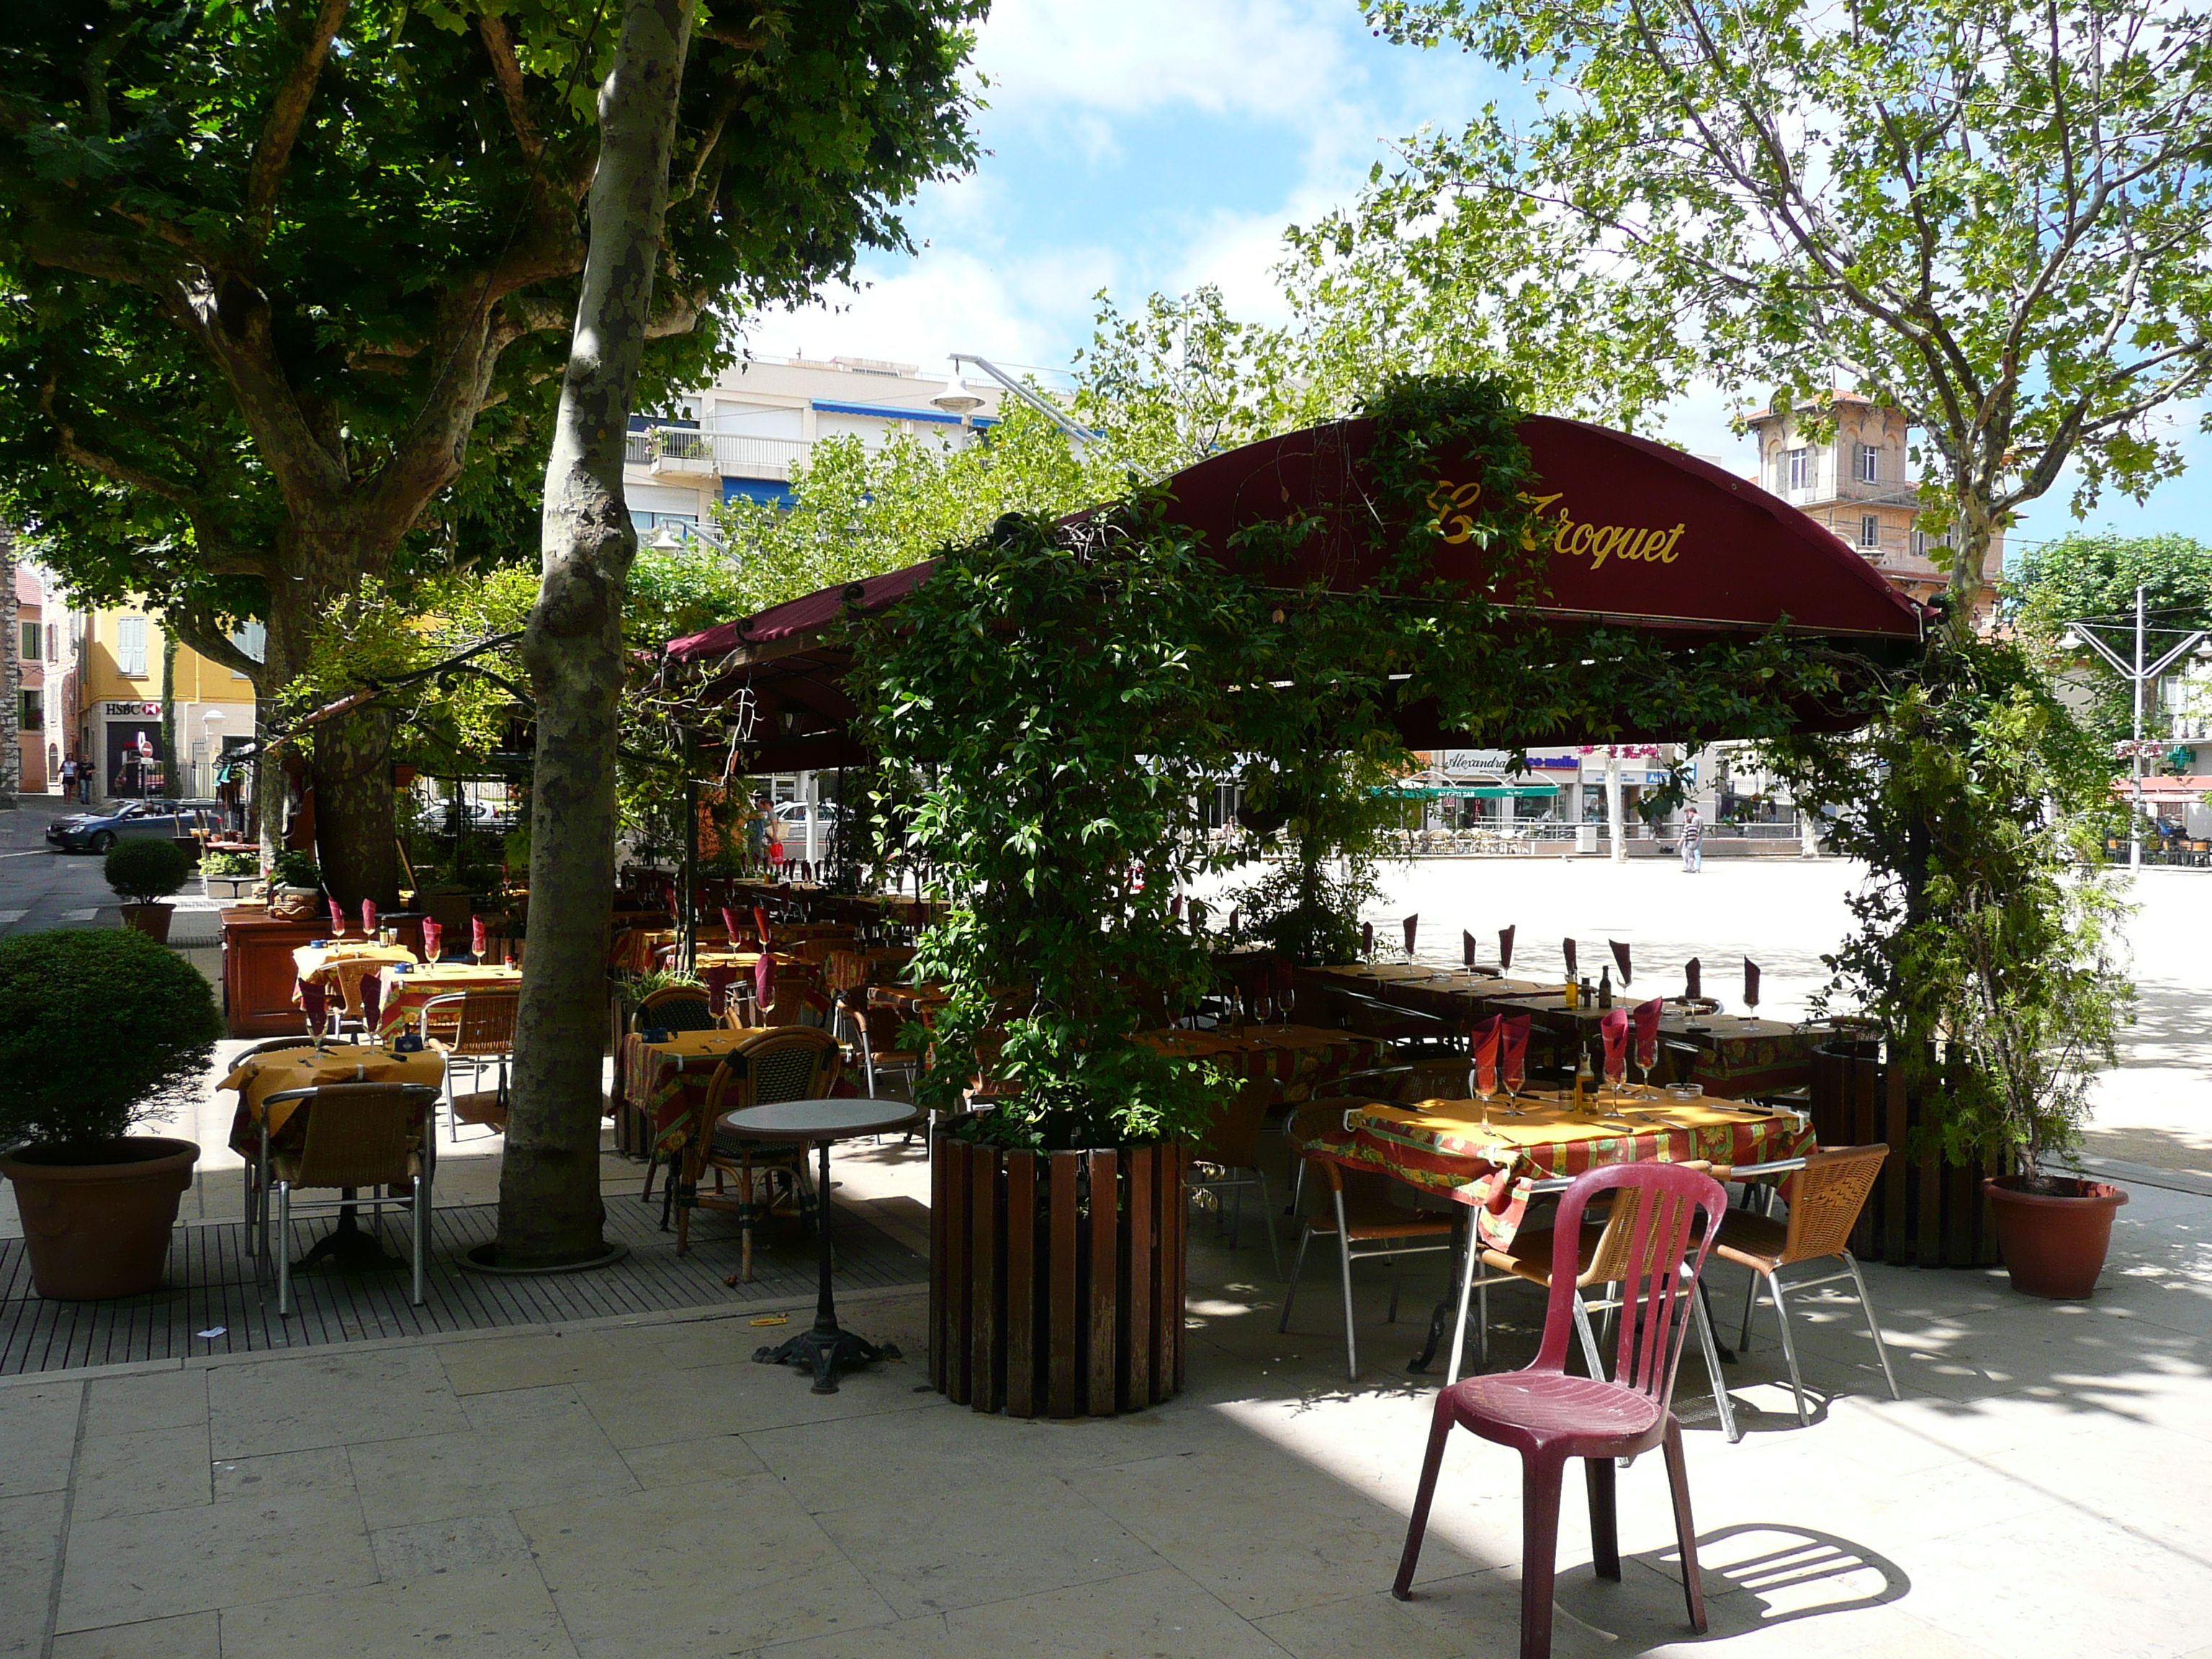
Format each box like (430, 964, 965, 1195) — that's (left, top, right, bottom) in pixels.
(976, 0, 1353, 122)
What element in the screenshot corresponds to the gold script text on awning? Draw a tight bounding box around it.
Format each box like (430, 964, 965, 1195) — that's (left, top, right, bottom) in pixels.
(1426, 479, 1686, 572)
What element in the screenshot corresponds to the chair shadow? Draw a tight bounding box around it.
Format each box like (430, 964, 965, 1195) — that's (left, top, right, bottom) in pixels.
(1557, 1520, 1910, 1643)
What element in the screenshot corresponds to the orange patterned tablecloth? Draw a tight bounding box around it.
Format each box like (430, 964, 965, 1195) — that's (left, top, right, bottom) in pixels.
(621, 1029, 757, 1154)
(290, 943, 416, 1010)
(374, 963, 523, 1038)
(1291, 1089, 1813, 1249)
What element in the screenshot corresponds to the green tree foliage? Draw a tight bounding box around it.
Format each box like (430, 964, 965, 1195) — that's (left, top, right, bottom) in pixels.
(1301, 0, 2212, 611)
(102, 837, 194, 906)
(0, 0, 983, 896)
(1759, 638, 2130, 1175)
(2005, 531, 2212, 744)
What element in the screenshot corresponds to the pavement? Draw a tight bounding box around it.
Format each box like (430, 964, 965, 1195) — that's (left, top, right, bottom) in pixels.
(5, 844, 2212, 1657)
(0, 795, 119, 940)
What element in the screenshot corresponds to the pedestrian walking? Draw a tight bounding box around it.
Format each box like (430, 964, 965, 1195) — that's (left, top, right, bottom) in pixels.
(1680, 804, 1704, 873)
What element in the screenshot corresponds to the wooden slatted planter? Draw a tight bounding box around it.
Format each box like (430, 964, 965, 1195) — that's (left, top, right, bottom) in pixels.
(1810, 1040, 2008, 1267)
(930, 1142, 1186, 1417)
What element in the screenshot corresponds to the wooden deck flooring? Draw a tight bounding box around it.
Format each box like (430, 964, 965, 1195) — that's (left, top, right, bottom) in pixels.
(0, 1192, 925, 1375)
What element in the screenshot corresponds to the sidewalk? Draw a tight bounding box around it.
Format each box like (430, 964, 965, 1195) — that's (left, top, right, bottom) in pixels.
(5, 1152, 2209, 1659)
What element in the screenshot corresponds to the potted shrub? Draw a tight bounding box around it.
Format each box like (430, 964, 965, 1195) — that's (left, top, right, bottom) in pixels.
(105, 837, 195, 944)
(1764, 637, 2134, 1294)
(0, 928, 222, 1299)
(852, 506, 1251, 1416)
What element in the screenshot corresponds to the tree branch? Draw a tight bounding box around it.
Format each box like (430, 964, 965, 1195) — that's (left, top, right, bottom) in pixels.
(244, 0, 351, 237)
(477, 13, 545, 164)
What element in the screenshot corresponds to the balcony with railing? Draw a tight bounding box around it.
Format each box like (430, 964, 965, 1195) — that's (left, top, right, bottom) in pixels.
(622, 426, 809, 480)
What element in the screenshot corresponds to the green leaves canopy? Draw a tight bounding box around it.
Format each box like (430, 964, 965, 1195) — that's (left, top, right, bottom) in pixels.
(1302, 0, 2212, 605)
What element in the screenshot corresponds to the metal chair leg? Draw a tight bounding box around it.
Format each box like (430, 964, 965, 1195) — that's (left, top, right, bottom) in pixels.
(1334, 1187, 1359, 1382)
(1445, 1224, 1480, 1385)
(1845, 1252, 1902, 1400)
(1570, 1290, 1606, 1379)
(1740, 1262, 1760, 1350)
(1254, 1170, 1280, 1275)
(1278, 1224, 1313, 1332)
(411, 1168, 428, 1306)
(1387, 1255, 1402, 1325)
(1691, 1292, 1742, 1442)
(276, 1182, 293, 1317)
(1766, 1273, 1811, 1425)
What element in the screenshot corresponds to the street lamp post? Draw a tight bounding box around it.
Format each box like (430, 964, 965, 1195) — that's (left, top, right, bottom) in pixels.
(2060, 585, 2212, 869)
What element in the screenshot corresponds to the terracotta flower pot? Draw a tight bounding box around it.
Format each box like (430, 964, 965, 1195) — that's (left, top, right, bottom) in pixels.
(1984, 1174, 2128, 1300)
(118, 902, 176, 944)
(0, 1137, 200, 1300)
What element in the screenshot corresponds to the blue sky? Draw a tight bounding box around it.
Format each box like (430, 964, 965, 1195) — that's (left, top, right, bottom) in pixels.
(747, 0, 2209, 567)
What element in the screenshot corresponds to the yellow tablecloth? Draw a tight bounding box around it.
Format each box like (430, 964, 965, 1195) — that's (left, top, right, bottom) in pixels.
(622, 1029, 760, 1154)
(290, 943, 416, 1011)
(217, 1042, 448, 1156)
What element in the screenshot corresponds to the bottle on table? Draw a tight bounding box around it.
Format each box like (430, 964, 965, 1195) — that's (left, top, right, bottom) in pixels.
(1599, 966, 1613, 1009)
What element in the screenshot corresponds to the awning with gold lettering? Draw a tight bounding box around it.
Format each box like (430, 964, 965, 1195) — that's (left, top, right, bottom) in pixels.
(665, 413, 1926, 768)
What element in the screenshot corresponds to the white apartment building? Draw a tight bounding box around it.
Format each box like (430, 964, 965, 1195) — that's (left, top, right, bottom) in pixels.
(621, 354, 1009, 541)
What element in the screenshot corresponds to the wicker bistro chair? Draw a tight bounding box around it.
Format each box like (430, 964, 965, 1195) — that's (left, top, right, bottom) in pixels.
(1279, 1127, 1459, 1382)
(1395, 1163, 1732, 1659)
(422, 989, 520, 1144)
(328, 958, 388, 1041)
(632, 984, 716, 1033)
(1190, 1086, 1282, 1272)
(676, 1026, 844, 1280)
(1714, 1144, 1900, 1422)
(256, 1082, 441, 1316)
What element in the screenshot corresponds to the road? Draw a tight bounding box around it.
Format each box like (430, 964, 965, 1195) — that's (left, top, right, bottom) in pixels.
(0, 795, 121, 938)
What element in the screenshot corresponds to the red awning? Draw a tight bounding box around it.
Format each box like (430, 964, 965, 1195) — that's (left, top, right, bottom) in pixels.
(2116, 775, 2212, 801)
(662, 413, 1928, 766)
(1151, 415, 1926, 641)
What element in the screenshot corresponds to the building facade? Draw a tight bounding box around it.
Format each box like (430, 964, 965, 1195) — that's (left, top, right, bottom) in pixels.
(57, 602, 258, 804)
(1743, 393, 2001, 627)
(14, 561, 52, 793)
(621, 354, 1007, 540)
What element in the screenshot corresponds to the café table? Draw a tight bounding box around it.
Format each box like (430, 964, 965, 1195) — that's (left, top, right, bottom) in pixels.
(1138, 1022, 1387, 1106)
(1658, 1013, 1824, 1097)
(624, 1027, 760, 1156)
(721, 1097, 921, 1392)
(1290, 1084, 1814, 1382)
(291, 941, 416, 1012)
(376, 961, 524, 1039)
(217, 1038, 449, 1270)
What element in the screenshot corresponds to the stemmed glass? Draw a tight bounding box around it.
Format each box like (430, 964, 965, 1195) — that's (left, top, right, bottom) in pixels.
(1501, 1044, 1527, 1115)
(1277, 982, 1295, 1025)
(1604, 1043, 1629, 1103)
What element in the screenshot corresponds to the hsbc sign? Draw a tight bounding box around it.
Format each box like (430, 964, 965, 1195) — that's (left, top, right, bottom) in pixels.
(104, 701, 162, 716)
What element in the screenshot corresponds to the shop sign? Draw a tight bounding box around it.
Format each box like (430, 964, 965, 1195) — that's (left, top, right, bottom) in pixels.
(104, 701, 161, 716)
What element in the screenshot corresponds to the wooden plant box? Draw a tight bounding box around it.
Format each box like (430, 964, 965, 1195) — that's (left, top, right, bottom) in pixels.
(1810, 1040, 2008, 1267)
(931, 1142, 1186, 1417)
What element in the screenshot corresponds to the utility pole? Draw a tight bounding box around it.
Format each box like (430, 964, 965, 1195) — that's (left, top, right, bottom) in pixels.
(2061, 584, 2212, 871)
(1606, 748, 1626, 863)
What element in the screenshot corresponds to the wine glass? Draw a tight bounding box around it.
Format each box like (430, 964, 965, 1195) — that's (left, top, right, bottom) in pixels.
(1604, 1043, 1628, 1101)
(1501, 1045, 1527, 1114)
(1472, 1063, 1496, 1136)
(1277, 982, 1296, 1024)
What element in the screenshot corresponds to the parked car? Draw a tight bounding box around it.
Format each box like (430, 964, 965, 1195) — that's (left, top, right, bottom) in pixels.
(773, 801, 840, 833)
(45, 799, 217, 854)
(413, 799, 516, 835)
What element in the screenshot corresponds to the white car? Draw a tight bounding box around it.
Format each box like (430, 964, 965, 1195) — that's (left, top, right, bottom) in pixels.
(773, 802, 840, 832)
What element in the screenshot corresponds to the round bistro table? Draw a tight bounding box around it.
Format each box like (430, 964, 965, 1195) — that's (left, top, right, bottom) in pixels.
(719, 1097, 922, 1392)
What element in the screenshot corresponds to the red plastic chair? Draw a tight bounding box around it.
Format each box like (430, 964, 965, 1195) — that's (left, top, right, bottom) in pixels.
(1392, 1161, 1730, 1659)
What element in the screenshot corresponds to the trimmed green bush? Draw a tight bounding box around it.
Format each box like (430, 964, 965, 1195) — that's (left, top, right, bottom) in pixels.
(103, 837, 194, 906)
(202, 849, 259, 876)
(0, 929, 223, 1147)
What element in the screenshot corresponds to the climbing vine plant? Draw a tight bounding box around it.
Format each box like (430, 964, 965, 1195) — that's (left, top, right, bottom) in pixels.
(853, 372, 1856, 1148)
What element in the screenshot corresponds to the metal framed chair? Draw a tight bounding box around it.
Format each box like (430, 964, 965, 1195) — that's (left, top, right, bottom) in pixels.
(633, 984, 715, 1033)
(237, 1040, 320, 1253)
(423, 988, 519, 1144)
(1715, 1143, 1899, 1422)
(1393, 1162, 1731, 1659)
(833, 986, 922, 1100)
(676, 1025, 843, 1279)
(1279, 1153, 1457, 1381)
(258, 1082, 441, 1315)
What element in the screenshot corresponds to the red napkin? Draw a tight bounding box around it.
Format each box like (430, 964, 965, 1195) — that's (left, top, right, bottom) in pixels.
(1632, 997, 1663, 1070)
(1170, 895, 1182, 920)
(1402, 914, 1418, 955)
(360, 899, 377, 936)
(299, 979, 328, 1035)
(421, 918, 443, 962)
(1462, 930, 1475, 968)
(471, 915, 487, 958)
(1610, 939, 1632, 986)
(1563, 937, 1578, 978)
(1601, 1007, 1629, 1079)
(1228, 907, 1239, 935)
(1470, 1013, 1501, 1095)
(1361, 921, 1374, 957)
(1744, 958, 1761, 1010)
(327, 897, 346, 937)
(1499, 926, 1516, 970)
(1685, 957, 1701, 1000)
(721, 906, 745, 943)
(752, 905, 774, 949)
(754, 951, 775, 1015)
(1500, 1014, 1532, 1092)
(361, 975, 384, 1034)
(701, 965, 737, 1017)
